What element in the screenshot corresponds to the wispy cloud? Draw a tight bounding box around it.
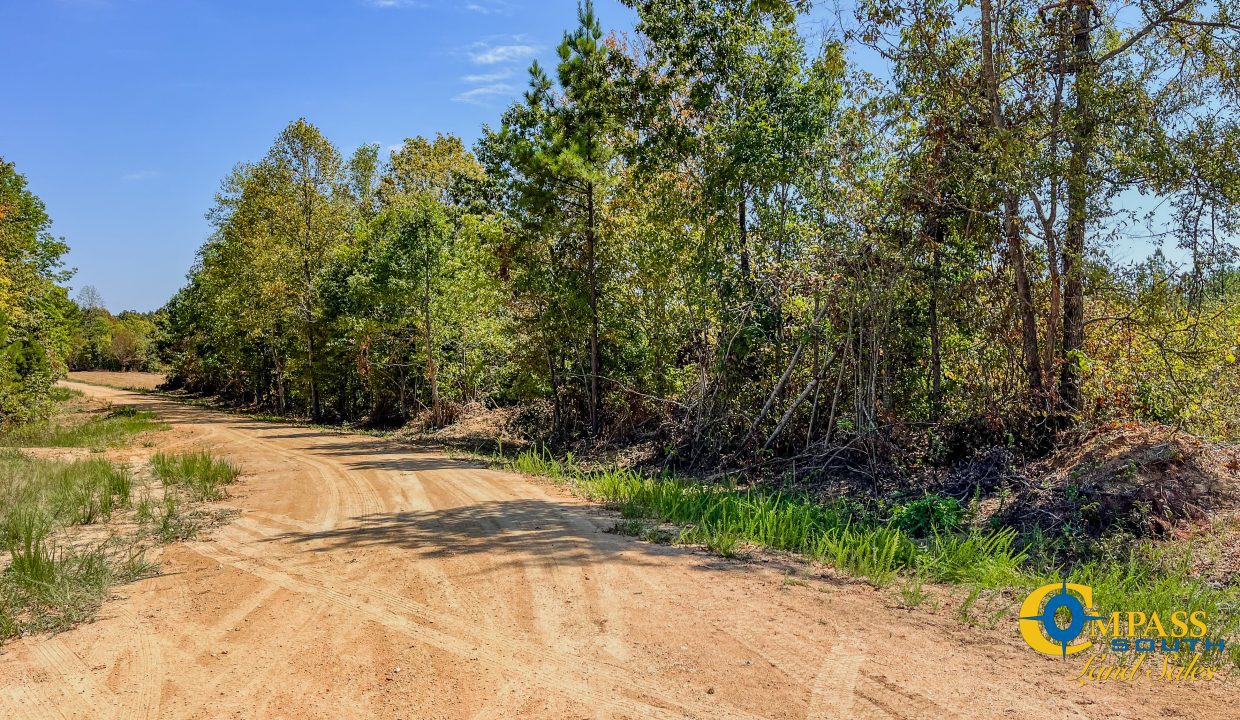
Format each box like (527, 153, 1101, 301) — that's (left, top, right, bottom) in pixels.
(452, 84, 518, 106)
(363, 0, 426, 8)
(122, 170, 160, 181)
(469, 42, 538, 65)
(454, 35, 538, 106)
(464, 0, 516, 15)
(462, 69, 514, 84)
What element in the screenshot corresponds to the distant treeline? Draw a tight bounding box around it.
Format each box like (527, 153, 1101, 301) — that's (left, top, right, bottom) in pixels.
(67, 288, 163, 374)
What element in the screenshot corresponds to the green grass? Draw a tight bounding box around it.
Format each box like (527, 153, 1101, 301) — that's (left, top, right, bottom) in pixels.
(505, 448, 1012, 586)
(0, 405, 167, 450)
(501, 447, 1240, 666)
(0, 452, 155, 642)
(0, 536, 155, 641)
(0, 451, 133, 538)
(1068, 544, 1240, 652)
(150, 451, 239, 501)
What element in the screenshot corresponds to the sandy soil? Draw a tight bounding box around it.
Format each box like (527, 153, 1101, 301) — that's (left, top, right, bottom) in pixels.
(0, 382, 1234, 719)
(67, 371, 167, 391)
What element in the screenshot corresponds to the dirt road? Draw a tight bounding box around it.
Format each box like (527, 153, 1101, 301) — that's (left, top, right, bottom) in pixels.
(1, 383, 1234, 718)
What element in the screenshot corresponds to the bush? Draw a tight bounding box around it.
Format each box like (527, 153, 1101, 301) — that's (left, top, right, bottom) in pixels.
(890, 494, 966, 537)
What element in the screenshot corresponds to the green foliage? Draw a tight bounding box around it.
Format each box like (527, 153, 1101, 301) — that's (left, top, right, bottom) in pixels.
(158, 1, 1239, 453)
(0, 157, 73, 426)
(889, 494, 966, 537)
(66, 298, 164, 373)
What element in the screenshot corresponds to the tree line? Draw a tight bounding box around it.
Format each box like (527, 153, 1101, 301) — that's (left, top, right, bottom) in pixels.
(23, 0, 1240, 474)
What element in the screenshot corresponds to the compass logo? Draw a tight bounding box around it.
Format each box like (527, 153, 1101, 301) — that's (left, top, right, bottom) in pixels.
(1018, 582, 1103, 658)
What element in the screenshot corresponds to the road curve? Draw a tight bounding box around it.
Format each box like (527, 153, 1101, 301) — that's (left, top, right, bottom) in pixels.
(0, 382, 1233, 718)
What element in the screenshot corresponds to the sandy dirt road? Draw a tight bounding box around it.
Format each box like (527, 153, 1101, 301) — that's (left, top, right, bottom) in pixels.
(1, 382, 1234, 719)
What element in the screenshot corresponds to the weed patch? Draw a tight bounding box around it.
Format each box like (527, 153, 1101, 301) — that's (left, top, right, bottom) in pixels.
(0, 451, 133, 537)
(497, 447, 1240, 667)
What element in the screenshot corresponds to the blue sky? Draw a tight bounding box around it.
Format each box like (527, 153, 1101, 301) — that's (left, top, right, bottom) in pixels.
(1, 0, 640, 312)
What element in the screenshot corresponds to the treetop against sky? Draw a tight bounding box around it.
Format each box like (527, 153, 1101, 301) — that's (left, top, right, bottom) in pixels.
(2, 0, 645, 312)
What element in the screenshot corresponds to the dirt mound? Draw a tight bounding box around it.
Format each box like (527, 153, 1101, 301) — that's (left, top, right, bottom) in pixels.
(399, 401, 528, 452)
(1009, 422, 1240, 538)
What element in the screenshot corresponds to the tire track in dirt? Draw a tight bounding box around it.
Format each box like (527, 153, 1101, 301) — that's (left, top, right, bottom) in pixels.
(440, 466, 638, 662)
(188, 535, 767, 720)
(0, 683, 58, 720)
(110, 606, 163, 720)
(807, 639, 865, 719)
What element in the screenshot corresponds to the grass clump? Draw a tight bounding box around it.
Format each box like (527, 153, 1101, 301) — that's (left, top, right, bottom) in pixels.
(0, 451, 154, 642)
(501, 448, 1015, 588)
(150, 451, 238, 501)
(0, 534, 154, 641)
(921, 528, 1027, 588)
(815, 525, 913, 587)
(0, 405, 167, 450)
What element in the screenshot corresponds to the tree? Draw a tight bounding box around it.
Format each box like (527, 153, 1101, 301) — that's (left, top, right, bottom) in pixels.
(483, 0, 621, 436)
(0, 157, 72, 424)
(263, 119, 349, 420)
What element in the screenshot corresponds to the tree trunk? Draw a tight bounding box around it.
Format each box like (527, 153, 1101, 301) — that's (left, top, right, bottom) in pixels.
(981, 0, 1043, 394)
(1061, 1, 1094, 415)
(587, 181, 601, 436)
(305, 319, 321, 421)
(1006, 195, 1044, 394)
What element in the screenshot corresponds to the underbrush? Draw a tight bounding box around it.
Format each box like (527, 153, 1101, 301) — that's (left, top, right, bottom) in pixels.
(503, 447, 1240, 666)
(0, 404, 167, 450)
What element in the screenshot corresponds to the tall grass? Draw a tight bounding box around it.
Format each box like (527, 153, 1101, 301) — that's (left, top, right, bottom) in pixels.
(0, 453, 155, 642)
(150, 451, 239, 501)
(0, 405, 167, 450)
(0, 451, 133, 538)
(0, 535, 154, 641)
(504, 448, 1022, 588)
